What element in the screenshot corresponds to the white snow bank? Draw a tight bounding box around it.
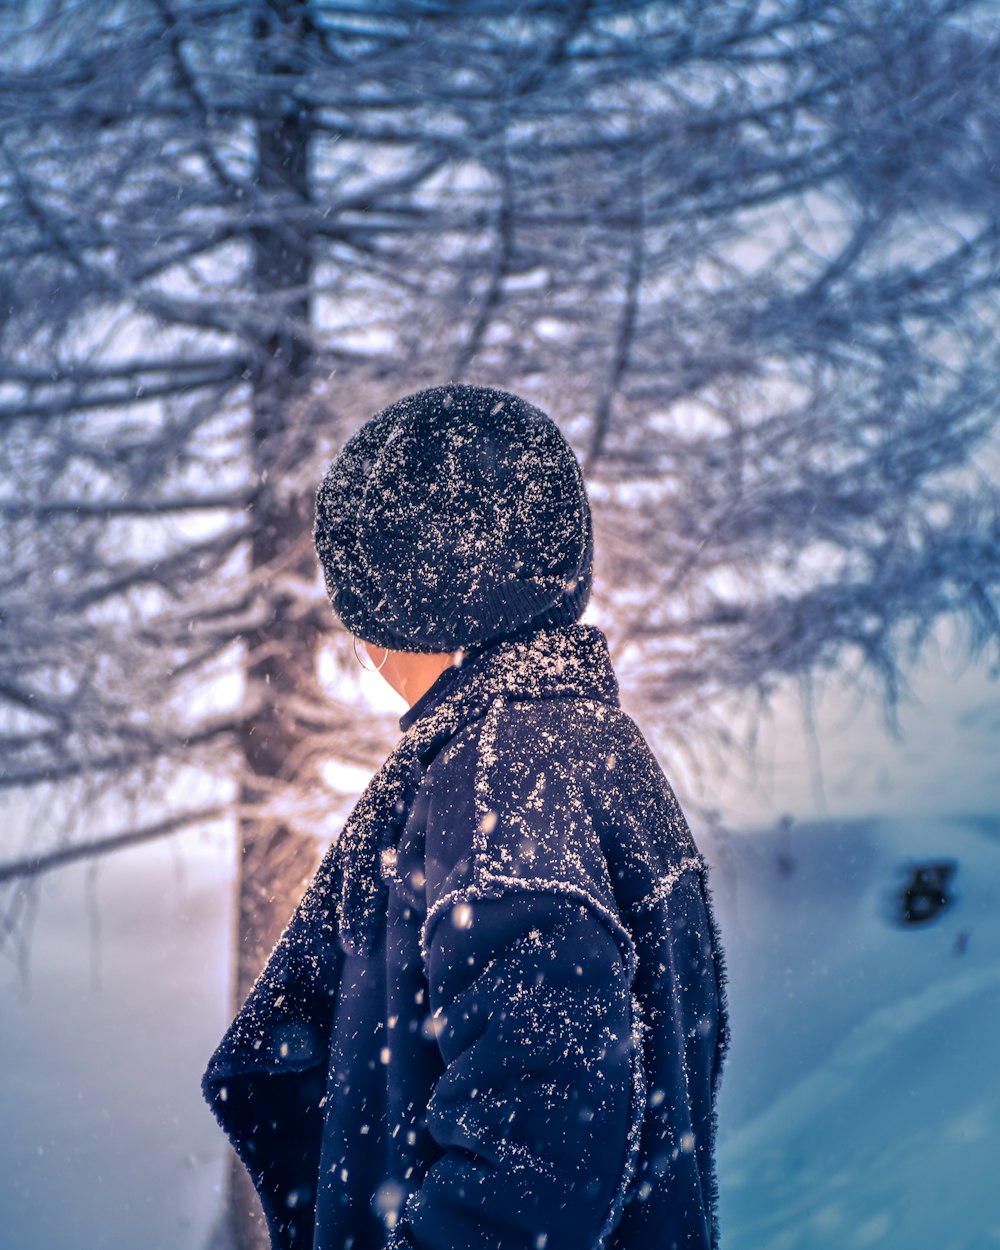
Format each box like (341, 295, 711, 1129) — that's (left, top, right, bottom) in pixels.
(710, 813, 1000, 1250)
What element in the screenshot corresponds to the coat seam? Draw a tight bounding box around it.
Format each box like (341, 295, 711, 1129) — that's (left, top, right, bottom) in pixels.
(420, 876, 638, 979)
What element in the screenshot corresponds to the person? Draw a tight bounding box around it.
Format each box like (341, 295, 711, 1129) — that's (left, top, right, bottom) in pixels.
(201, 383, 730, 1250)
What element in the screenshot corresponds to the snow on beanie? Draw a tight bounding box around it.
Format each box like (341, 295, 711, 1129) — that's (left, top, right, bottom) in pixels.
(313, 383, 594, 653)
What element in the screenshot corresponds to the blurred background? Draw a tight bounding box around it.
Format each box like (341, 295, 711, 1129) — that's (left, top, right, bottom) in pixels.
(0, 2, 997, 1248)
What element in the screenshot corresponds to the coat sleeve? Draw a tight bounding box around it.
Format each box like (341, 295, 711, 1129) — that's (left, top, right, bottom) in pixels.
(387, 705, 645, 1250)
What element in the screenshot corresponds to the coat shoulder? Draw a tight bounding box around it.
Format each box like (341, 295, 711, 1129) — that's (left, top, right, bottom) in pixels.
(418, 692, 708, 959)
(422, 693, 701, 877)
(418, 693, 639, 965)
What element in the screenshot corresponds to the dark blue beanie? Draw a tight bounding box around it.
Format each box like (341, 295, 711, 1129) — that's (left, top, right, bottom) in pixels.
(314, 383, 594, 653)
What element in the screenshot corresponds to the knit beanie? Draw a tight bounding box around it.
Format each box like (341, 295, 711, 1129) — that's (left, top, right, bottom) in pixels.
(314, 383, 594, 653)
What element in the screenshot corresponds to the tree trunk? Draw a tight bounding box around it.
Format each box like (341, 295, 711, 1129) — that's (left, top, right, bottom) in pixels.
(227, 6, 320, 1248)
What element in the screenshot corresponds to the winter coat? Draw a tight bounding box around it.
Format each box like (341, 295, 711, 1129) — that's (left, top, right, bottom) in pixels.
(201, 623, 730, 1250)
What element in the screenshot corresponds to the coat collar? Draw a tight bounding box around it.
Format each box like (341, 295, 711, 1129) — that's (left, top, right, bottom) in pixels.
(202, 624, 618, 1085)
(397, 622, 620, 761)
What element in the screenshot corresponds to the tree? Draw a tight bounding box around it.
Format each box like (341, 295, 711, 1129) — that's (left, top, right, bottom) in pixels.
(1, 2, 999, 1245)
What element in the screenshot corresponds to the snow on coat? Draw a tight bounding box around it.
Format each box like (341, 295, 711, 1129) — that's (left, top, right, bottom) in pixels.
(201, 623, 730, 1250)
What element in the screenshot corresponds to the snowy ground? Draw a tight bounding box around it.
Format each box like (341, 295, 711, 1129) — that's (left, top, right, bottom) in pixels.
(711, 813, 1000, 1250)
(1, 810, 997, 1250)
(0, 827, 235, 1250)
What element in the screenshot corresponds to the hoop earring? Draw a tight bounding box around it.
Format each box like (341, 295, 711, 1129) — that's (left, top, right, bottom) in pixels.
(353, 634, 390, 672)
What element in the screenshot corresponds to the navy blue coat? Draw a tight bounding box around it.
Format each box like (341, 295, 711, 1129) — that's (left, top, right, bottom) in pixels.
(202, 624, 730, 1250)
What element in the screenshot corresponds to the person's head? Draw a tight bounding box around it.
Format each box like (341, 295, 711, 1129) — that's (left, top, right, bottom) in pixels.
(313, 382, 594, 687)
